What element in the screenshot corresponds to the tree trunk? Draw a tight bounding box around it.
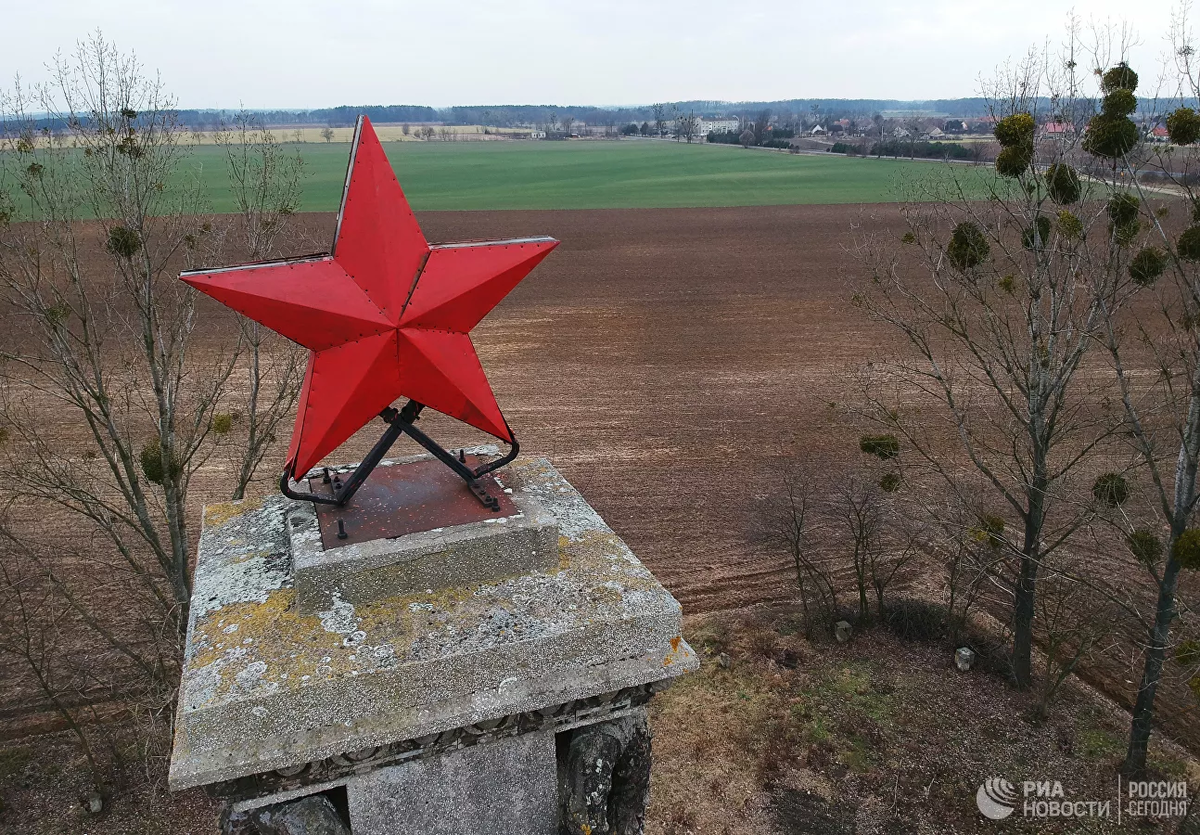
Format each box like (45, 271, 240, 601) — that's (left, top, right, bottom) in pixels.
(1012, 552, 1038, 689)
(233, 323, 262, 500)
(1123, 557, 1182, 777)
(1013, 435, 1048, 689)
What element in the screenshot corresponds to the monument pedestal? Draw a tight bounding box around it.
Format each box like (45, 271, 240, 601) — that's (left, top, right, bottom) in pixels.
(169, 454, 696, 834)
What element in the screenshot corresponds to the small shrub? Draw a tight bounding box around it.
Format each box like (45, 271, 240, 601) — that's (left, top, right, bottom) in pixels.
(1101, 62, 1139, 93)
(0, 426, 8, 446)
(139, 437, 180, 486)
(1108, 193, 1140, 228)
(1129, 247, 1167, 286)
(1084, 113, 1139, 159)
(970, 513, 1006, 548)
(1102, 87, 1137, 117)
(859, 434, 900, 459)
(947, 222, 990, 271)
(994, 113, 1035, 146)
(1176, 639, 1200, 668)
(1091, 472, 1129, 507)
(212, 413, 234, 434)
(901, 231, 916, 244)
(1172, 529, 1200, 570)
(883, 598, 949, 642)
(998, 274, 1016, 293)
(106, 225, 142, 259)
(1057, 210, 1083, 240)
(879, 472, 902, 492)
(995, 144, 1033, 178)
(1178, 226, 1200, 261)
(1044, 164, 1081, 204)
(43, 303, 71, 326)
(1127, 529, 1162, 566)
(747, 627, 778, 659)
(1107, 195, 1140, 248)
(1022, 215, 1052, 250)
(1167, 107, 1200, 146)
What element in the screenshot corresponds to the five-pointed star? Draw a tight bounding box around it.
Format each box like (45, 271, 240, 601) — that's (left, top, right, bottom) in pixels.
(181, 117, 558, 478)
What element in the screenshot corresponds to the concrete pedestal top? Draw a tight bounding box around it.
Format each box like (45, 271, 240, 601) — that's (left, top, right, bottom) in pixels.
(168, 457, 696, 791)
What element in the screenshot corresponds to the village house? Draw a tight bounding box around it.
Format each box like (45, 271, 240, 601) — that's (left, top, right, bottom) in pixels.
(697, 117, 740, 134)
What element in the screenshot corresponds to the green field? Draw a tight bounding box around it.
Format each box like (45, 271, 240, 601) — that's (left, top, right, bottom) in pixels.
(184, 139, 991, 213)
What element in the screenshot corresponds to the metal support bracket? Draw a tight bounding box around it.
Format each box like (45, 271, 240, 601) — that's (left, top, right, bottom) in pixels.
(279, 400, 518, 511)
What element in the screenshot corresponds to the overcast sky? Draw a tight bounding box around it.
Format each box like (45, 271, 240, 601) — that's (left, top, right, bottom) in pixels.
(0, 1, 1186, 109)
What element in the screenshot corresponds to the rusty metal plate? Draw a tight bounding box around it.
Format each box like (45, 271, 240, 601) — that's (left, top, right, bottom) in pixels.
(308, 456, 517, 549)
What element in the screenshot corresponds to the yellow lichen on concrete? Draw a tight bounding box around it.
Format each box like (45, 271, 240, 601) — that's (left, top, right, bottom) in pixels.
(662, 635, 693, 668)
(191, 587, 401, 703)
(203, 496, 263, 529)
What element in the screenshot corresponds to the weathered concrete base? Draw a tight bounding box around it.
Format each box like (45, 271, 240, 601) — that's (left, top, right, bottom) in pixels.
(288, 450, 560, 614)
(347, 730, 557, 835)
(172, 455, 695, 834)
(240, 794, 350, 835)
(560, 710, 651, 835)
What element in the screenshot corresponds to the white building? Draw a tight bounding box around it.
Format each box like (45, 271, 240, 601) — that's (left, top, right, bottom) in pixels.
(696, 118, 740, 134)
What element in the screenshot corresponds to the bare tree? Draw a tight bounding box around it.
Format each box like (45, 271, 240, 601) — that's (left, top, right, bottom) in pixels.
(857, 30, 1134, 689)
(652, 103, 666, 138)
(320, 126, 334, 143)
(937, 503, 1005, 641)
(0, 36, 238, 632)
(824, 467, 918, 621)
(0, 546, 100, 780)
(753, 110, 771, 145)
(1031, 562, 1118, 721)
(831, 473, 884, 620)
(213, 111, 307, 499)
(1097, 12, 1200, 775)
(0, 36, 323, 794)
(675, 110, 699, 144)
(757, 460, 840, 637)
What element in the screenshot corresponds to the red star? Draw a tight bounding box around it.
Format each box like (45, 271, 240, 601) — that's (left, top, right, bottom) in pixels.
(181, 117, 558, 478)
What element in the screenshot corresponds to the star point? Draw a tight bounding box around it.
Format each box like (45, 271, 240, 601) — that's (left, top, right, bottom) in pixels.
(181, 116, 558, 477)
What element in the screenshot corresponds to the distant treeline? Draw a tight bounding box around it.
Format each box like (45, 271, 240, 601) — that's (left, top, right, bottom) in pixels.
(14, 96, 1200, 133)
(168, 98, 1013, 130)
(707, 130, 795, 149)
(831, 140, 983, 161)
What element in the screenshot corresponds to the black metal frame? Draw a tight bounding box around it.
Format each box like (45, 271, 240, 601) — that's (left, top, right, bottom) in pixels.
(279, 399, 518, 510)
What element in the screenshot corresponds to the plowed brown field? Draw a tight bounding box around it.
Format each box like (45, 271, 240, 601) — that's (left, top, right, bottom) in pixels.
(7, 203, 1200, 765)
(297, 204, 903, 613)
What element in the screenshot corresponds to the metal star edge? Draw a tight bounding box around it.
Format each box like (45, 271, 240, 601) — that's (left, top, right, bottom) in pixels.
(180, 116, 558, 478)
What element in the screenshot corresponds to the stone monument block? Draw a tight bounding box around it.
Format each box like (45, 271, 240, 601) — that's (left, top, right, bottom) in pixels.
(346, 730, 557, 835)
(287, 451, 560, 613)
(170, 456, 696, 834)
